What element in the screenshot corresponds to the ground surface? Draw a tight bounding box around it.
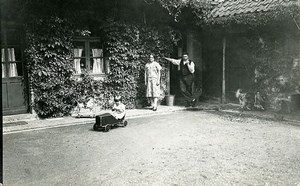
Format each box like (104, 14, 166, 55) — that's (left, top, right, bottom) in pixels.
(3, 110, 300, 186)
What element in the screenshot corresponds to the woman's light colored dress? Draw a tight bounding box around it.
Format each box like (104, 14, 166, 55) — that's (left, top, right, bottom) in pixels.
(145, 61, 162, 98)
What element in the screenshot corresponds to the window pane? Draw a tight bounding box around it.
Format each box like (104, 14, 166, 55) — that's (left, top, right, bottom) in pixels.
(8, 62, 22, 77)
(80, 58, 86, 71)
(1, 48, 5, 62)
(14, 46, 22, 61)
(90, 41, 102, 57)
(73, 58, 86, 74)
(73, 47, 84, 74)
(74, 42, 85, 57)
(2, 63, 6, 78)
(90, 57, 105, 74)
(7, 47, 22, 61)
(2, 48, 23, 77)
(74, 41, 85, 49)
(1, 48, 6, 78)
(90, 41, 102, 49)
(16, 62, 23, 76)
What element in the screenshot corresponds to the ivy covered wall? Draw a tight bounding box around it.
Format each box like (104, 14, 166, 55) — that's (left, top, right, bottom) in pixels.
(25, 18, 76, 118)
(99, 21, 180, 109)
(24, 7, 181, 118)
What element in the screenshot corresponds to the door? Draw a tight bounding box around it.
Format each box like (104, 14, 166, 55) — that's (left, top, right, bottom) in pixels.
(2, 24, 28, 115)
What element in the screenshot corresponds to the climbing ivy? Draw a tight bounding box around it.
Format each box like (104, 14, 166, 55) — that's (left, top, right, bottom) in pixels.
(150, 0, 214, 25)
(100, 21, 181, 109)
(25, 17, 77, 118)
(24, 14, 181, 118)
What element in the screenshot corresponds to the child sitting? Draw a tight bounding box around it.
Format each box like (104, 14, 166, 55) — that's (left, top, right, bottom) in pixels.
(111, 95, 126, 120)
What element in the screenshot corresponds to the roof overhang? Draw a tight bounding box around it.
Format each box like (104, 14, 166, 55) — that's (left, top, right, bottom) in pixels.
(211, 0, 298, 18)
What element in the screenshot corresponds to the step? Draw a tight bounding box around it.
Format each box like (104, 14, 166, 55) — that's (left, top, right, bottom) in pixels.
(3, 113, 37, 124)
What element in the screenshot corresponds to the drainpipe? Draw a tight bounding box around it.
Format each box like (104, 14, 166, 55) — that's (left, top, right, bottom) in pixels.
(167, 62, 170, 95)
(29, 78, 36, 116)
(222, 36, 226, 104)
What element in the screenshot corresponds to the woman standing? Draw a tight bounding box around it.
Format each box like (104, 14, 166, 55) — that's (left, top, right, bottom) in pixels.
(145, 54, 162, 111)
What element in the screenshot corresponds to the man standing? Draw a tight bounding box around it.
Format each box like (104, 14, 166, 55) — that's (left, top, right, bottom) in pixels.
(164, 52, 196, 107)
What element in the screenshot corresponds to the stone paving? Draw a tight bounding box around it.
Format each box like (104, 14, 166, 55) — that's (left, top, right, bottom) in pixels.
(3, 102, 300, 134)
(3, 106, 186, 134)
(3, 111, 300, 186)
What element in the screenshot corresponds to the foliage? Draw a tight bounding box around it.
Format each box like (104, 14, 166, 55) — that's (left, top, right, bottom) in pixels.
(233, 32, 300, 109)
(24, 14, 180, 117)
(25, 17, 76, 118)
(145, 0, 214, 25)
(72, 71, 106, 107)
(100, 21, 181, 109)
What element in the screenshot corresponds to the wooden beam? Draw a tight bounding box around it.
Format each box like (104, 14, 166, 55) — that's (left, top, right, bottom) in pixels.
(222, 36, 226, 104)
(167, 62, 170, 95)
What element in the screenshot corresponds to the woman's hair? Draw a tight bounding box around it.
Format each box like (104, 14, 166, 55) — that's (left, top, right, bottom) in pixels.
(149, 53, 155, 58)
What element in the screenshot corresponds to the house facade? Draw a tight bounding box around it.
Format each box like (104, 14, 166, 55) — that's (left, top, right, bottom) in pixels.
(1, 0, 205, 116)
(2, 0, 299, 116)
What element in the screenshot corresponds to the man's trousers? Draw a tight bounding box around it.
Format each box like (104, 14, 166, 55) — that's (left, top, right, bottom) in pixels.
(179, 74, 195, 103)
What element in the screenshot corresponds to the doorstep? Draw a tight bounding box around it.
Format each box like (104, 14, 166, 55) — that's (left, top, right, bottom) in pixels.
(3, 113, 37, 124)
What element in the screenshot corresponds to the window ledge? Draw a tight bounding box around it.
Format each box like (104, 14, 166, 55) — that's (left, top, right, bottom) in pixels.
(72, 73, 106, 81)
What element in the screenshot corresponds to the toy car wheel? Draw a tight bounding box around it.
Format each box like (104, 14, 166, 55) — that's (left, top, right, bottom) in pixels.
(104, 125, 111, 132)
(123, 121, 128, 127)
(93, 124, 100, 131)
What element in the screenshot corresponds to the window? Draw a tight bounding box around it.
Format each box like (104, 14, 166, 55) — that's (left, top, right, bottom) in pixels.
(1, 28, 24, 78)
(73, 37, 109, 75)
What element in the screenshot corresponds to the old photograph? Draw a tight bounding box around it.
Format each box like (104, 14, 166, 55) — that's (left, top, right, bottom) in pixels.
(2, 0, 300, 185)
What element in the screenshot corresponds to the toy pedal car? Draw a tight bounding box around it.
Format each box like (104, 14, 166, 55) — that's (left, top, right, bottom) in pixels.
(93, 113, 128, 132)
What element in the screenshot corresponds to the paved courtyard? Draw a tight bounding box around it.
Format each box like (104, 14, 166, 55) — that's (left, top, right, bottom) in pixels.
(3, 110, 300, 186)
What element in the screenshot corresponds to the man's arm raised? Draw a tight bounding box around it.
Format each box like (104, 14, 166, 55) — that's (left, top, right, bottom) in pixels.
(163, 57, 181, 66)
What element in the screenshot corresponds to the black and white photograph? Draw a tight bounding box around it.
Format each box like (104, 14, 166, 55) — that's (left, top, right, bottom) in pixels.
(1, 0, 300, 185)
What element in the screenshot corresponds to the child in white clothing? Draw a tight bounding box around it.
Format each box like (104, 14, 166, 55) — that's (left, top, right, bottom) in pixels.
(112, 95, 126, 120)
